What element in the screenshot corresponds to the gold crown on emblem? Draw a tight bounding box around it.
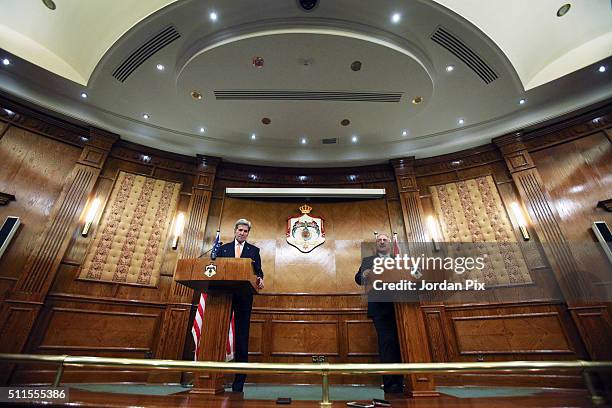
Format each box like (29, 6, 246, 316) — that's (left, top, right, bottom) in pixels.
(299, 204, 312, 214)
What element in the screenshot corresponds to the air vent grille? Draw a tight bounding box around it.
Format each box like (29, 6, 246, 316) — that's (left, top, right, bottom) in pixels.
(321, 138, 337, 145)
(431, 27, 498, 84)
(113, 26, 181, 82)
(214, 90, 402, 102)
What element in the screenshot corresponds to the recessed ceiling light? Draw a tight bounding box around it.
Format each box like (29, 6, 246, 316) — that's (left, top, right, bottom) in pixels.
(1, 58, 10, 66)
(199, 127, 207, 133)
(351, 135, 358, 143)
(252, 56, 264, 68)
(458, 118, 465, 125)
(209, 11, 218, 21)
(80, 92, 88, 99)
(391, 13, 401, 23)
(556, 3, 571, 17)
(42, 0, 56, 10)
(143, 113, 150, 120)
(341, 119, 350, 126)
(518, 98, 526, 105)
(80, 136, 89, 142)
(445, 65, 454, 72)
(4, 108, 14, 115)
(156, 63, 165, 71)
(598, 65, 606, 73)
(350, 61, 362, 71)
(402, 130, 408, 136)
(142, 155, 151, 163)
(191, 90, 203, 100)
(251, 133, 256, 140)
(262, 117, 271, 125)
(301, 138, 307, 144)
(412, 96, 423, 104)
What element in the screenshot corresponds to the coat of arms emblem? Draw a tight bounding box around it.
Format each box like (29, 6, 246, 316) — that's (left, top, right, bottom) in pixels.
(286, 205, 325, 253)
(204, 263, 217, 278)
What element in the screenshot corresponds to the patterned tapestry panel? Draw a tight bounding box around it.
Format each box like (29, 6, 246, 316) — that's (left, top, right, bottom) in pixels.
(429, 175, 532, 285)
(79, 171, 181, 286)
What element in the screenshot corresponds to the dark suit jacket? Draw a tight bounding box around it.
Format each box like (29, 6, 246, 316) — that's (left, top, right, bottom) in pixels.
(217, 241, 264, 278)
(355, 255, 395, 318)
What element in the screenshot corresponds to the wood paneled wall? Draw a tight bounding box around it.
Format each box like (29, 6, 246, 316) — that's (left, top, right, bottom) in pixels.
(0, 93, 610, 389)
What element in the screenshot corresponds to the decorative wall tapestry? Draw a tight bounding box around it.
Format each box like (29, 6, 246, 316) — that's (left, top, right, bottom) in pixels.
(79, 171, 181, 286)
(429, 175, 532, 285)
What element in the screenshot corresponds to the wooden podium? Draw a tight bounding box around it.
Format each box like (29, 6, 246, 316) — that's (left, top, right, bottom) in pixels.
(175, 257, 258, 394)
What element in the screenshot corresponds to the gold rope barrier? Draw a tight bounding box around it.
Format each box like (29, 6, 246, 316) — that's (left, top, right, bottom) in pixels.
(1, 353, 611, 406)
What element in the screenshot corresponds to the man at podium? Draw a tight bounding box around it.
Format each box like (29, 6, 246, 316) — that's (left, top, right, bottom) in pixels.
(355, 233, 404, 394)
(217, 219, 265, 392)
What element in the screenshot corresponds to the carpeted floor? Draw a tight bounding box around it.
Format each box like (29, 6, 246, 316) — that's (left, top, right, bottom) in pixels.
(65, 383, 543, 400)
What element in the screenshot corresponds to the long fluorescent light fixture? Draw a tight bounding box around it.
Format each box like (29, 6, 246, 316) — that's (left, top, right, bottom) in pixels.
(225, 188, 386, 198)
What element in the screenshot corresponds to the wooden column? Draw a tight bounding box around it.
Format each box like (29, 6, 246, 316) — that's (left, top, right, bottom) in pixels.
(149, 155, 222, 391)
(0, 127, 118, 383)
(390, 158, 439, 397)
(494, 133, 612, 359)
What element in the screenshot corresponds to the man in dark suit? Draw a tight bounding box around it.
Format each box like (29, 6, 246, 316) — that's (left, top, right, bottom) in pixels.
(355, 233, 404, 394)
(217, 218, 264, 392)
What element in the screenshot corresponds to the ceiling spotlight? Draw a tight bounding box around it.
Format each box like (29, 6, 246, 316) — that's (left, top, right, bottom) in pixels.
(252, 56, 264, 68)
(262, 117, 271, 125)
(518, 98, 526, 105)
(156, 63, 165, 71)
(391, 13, 401, 23)
(80, 92, 88, 99)
(4, 108, 14, 115)
(402, 130, 408, 136)
(143, 113, 150, 120)
(445, 65, 454, 72)
(556, 3, 571, 17)
(412, 96, 423, 104)
(42, 0, 56, 10)
(199, 127, 207, 133)
(341, 119, 350, 126)
(1, 58, 10, 66)
(209, 11, 218, 21)
(301, 138, 307, 144)
(351, 135, 358, 143)
(191, 90, 202, 100)
(350, 61, 362, 72)
(251, 133, 256, 140)
(598, 65, 606, 73)
(458, 118, 465, 125)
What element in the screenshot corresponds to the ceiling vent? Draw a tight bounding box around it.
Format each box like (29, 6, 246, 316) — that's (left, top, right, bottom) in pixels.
(112, 26, 181, 82)
(214, 90, 402, 102)
(321, 138, 337, 145)
(431, 26, 498, 84)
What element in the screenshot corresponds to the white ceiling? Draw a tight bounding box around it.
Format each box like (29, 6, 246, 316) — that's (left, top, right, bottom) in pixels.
(0, 0, 610, 166)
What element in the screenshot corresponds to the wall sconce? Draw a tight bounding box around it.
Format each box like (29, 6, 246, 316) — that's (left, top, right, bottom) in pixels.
(510, 202, 530, 241)
(81, 198, 100, 237)
(172, 212, 185, 250)
(426, 215, 441, 252)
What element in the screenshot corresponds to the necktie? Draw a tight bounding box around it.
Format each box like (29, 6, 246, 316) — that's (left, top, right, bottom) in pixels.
(235, 243, 242, 258)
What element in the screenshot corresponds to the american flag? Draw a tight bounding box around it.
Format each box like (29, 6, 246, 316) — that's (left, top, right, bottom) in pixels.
(192, 231, 236, 361)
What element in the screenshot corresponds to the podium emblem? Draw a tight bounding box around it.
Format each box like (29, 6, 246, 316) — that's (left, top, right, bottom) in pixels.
(204, 263, 217, 278)
(286, 205, 325, 253)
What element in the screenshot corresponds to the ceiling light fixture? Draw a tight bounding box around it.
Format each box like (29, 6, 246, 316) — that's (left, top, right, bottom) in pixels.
(191, 91, 202, 100)
(80, 92, 88, 99)
(341, 119, 350, 126)
(402, 130, 408, 136)
(598, 65, 606, 73)
(143, 113, 150, 120)
(412, 96, 423, 104)
(1, 58, 10, 66)
(519, 98, 526, 105)
(391, 13, 401, 23)
(351, 135, 358, 143)
(556, 3, 571, 17)
(458, 118, 465, 125)
(301, 138, 307, 144)
(445, 65, 454, 72)
(262, 117, 271, 125)
(350, 61, 362, 71)
(42, 0, 56, 10)
(251, 133, 256, 140)
(199, 127, 207, 133)
(209, 11, 218, 21)
(156, 63, 165, 71)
